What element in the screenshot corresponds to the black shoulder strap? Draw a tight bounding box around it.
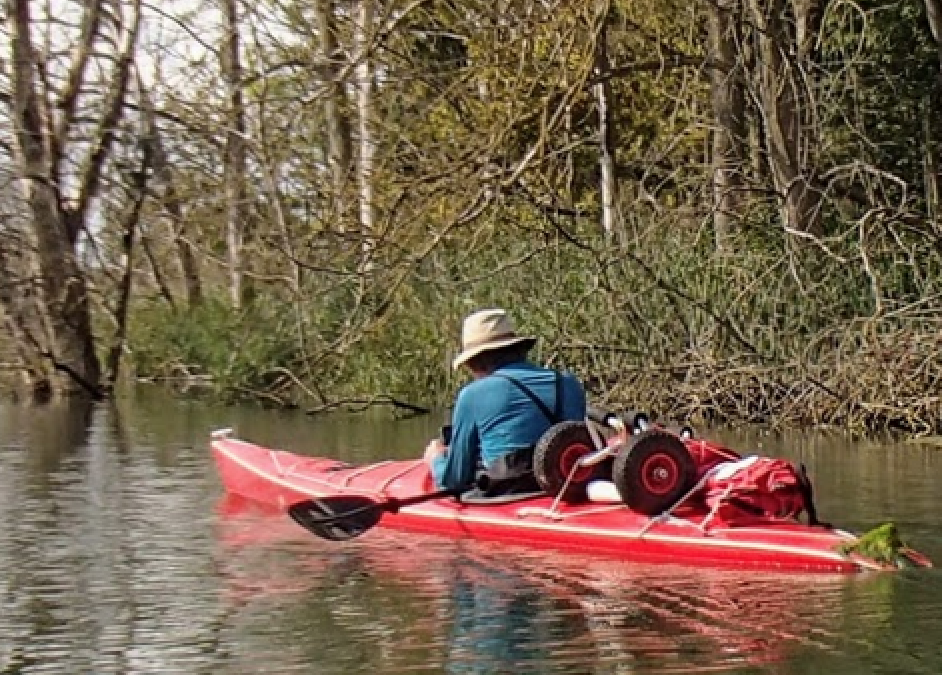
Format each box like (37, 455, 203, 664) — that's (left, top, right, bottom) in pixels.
(554, 371, 562, 421)
(495, 372, 561, 425)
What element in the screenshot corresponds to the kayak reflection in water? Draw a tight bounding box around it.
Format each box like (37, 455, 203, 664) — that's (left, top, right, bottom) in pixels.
(424, 308, 587, 496)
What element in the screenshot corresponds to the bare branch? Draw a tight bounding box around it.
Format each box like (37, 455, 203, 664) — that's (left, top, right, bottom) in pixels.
(72, 0, 143, 238)
(50, 0, 104, 170)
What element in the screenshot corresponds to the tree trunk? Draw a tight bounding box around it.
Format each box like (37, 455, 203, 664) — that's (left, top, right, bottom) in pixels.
(707, 0, 748, 250)
(222, 0, 247, 307)
(140, 85, 202, 307)
(748, 0, 823, 237)
(140, 235, 178, 308)
(8, 0, 103, 398)
(105, 135, 153, 388)
(314, 0, 353, 209)
(594, 2, 618, 238)
(354, 0, 376, 268)
(0, 227, 54, 397)
(924, 0, 942, 218)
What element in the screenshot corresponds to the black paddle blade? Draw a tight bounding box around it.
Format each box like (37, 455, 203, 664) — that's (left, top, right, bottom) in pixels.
(288, 495, 386, 541)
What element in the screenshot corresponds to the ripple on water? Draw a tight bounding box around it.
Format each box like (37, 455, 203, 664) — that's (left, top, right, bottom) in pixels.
(4, 402, 942, 674)
(210, 509, 884, 674)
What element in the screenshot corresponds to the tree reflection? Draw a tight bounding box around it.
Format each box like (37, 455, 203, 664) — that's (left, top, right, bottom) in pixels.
(4, 398, 95, 485)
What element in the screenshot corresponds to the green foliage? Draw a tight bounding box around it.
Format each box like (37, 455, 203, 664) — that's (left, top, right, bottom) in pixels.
(128, 297, 305, 402)
(838, 522, 922, 568)
(819, 0, 940, 212)
(336, 304, 453, 404)
(12, 0, 939, 432)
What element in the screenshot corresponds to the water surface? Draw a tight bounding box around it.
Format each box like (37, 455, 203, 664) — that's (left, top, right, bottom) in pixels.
(1, 389, 942, 674)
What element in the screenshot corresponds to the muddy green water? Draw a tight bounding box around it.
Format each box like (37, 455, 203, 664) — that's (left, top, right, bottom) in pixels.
(2, 387, 942, 674)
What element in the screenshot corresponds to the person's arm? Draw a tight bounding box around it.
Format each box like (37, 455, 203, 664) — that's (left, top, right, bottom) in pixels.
(431, 388, 479, 491)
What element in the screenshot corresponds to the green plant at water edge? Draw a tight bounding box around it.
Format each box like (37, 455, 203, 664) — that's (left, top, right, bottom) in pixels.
(127, 297, 306, 402)
(839, 523, 920, 569)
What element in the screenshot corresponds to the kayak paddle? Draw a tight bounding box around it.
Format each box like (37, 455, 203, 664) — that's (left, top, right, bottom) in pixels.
(289, 415, 616, 542)
(290, 408, 677, 541)
(288, 488, 462, 541)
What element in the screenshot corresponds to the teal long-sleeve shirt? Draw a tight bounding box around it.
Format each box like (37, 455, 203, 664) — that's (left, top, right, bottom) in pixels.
(432, 361, 587, 491)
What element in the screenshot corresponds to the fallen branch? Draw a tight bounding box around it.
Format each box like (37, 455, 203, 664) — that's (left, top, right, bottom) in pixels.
(307, 394, 430, 417)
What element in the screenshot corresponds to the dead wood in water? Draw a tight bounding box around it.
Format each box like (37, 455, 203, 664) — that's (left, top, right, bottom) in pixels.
(307, 395, 430, 418)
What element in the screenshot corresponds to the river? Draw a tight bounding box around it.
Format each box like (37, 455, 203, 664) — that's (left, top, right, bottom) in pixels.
(2, 387, 942, 674)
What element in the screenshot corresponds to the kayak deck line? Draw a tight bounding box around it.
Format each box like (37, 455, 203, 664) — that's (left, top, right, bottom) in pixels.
(338, 460, 397, 488)
(516, 504, 629, 520)
(268, 449, 309, 479)
(499, 502, 850, 544)
(718, 525, 857, 542)
(217, 441, 384, 499)
(371, 459, 428, 493)
(398, 503, 853, 565)
(261, 443, 429, 497)
(687, 438, 740, 462)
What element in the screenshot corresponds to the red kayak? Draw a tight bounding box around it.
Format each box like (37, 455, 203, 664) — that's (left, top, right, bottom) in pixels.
(211, 427, 931, 574)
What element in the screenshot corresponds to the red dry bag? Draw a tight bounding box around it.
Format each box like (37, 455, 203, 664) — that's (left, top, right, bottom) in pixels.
(701, 456, 812, 523)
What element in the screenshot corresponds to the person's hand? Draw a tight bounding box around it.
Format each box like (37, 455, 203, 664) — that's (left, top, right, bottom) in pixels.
(424, 438, 446, 465)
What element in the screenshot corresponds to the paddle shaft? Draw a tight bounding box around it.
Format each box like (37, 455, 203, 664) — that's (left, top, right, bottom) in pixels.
(386, 487, 465, 511)
(291, 487, 464, 526)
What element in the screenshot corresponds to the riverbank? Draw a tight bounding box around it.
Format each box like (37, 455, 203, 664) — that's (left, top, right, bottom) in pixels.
(5, 228, 941, 435)
(123, 307, 941, 435)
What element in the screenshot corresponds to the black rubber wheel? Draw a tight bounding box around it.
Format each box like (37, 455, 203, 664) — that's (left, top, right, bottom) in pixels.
(612, 430, 697, 515)
(533, 421, 604, 503)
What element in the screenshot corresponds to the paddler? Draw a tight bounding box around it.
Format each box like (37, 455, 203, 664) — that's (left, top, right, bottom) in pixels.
(424, 308, 587, 496)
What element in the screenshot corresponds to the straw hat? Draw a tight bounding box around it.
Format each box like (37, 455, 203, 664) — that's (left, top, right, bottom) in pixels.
(452, 308, 536, 370)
